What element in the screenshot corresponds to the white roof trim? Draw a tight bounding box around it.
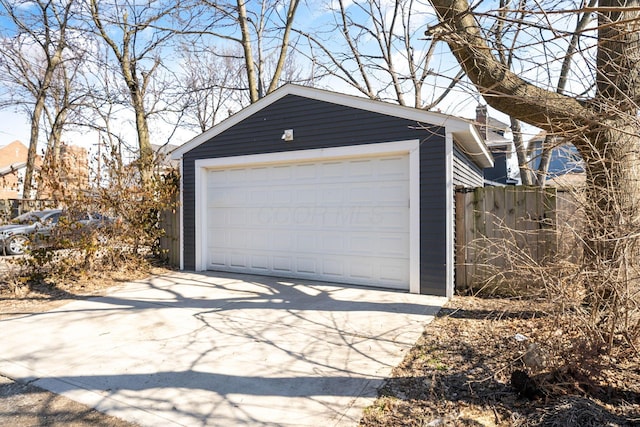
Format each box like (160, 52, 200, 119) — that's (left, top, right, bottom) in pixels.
(171, 84, 493, 168)
(0, 161, 27, 177)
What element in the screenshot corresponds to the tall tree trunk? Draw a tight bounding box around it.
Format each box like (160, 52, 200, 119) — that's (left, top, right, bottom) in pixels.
(237, 0, 259, 103)
(131, 91, 153, 185)
(22, 98, 45, 199)
(428, 0, 640, 347)
(22, 47, 64, 199)
(583, 0, 640, 311)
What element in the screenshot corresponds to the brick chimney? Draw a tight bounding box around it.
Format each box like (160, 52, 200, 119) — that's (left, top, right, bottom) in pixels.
(475, 104, 488, 139)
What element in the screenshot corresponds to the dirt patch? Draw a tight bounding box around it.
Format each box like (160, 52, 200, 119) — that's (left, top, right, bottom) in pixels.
(360, 296, 640, 426)
(0, 262, 167, 320)
(0, 375, 136, 426)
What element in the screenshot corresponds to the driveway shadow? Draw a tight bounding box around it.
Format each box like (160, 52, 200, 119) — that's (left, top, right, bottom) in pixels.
(0, 271, 444, 426)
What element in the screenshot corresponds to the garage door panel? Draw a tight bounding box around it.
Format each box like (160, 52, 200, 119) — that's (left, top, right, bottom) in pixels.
(228, 209, 248, 226)
(379, 235, 409, 256)
(378, 261, 407, 285)
(379, 184, 410, 203)
(206, 154, 410, 290)
(296, 257, 317, 274)
(321, 259, 343, 277)
(230, 253, 247, 268)
(379, 157, 409, 176)
(295, 163, 317, 180)
(273, 256, 292, 272)
(250, 255, 269, 270)
(321, 162, 344, 178)
(271, 165, 293, 181)
(210, 251, 226, 268)
(321, 233, 344, 252)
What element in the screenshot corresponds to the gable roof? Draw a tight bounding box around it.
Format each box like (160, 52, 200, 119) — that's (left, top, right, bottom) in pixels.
(172, 84, 493, 168)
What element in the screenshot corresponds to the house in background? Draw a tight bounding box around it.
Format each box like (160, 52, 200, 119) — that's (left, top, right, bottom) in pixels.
(527, 132, 584, 187)
(172, 84, 493, 297)
(0, 140, 90, 199)
(0, 141, 41, 199)
(475, 105, 520, 185)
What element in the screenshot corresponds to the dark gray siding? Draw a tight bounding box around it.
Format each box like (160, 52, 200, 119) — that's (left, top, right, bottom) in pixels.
(182, 94, 451, 295)
(453, 143, 484, 188)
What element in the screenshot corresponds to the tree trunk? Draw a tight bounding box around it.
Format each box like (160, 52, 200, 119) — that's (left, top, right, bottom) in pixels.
(22, 98, 44, 199)
(38, 107, 67, 201)
(428, 0, 640, 347)
(22, 48, 64, 199)
(510, 117, 533, 185)
(583, 122, 640, 267)
(237, 0, 258, 103)
(132, 91, 153, 185)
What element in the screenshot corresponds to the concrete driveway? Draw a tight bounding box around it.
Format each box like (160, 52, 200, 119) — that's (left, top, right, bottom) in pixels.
(0, 271, 445, 426)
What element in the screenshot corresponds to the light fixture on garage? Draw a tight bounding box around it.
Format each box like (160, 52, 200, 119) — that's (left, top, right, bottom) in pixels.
(281, 129, 294, 142)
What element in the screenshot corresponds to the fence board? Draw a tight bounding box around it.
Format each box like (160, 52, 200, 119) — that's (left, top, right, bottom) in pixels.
(159, 196, 180, 267)
(455, 186, 578, 292)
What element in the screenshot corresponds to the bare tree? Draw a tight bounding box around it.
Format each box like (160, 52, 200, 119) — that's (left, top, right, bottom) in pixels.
(36, 42, 95, 201)
(87, 0, 196, 184)
(0, 0, 76, 198)
(485, 0, 598, 186)
(179, 45, 245, 132)
(298, 0, 464, 108)
(428, 0, 640, 350)
(194, 0, 302, 104)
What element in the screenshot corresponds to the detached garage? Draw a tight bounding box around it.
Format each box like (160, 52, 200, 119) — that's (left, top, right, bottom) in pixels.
(171, 84, 492, 297)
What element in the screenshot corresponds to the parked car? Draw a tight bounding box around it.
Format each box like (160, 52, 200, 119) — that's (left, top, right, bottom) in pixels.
(0, 209, 110, 255)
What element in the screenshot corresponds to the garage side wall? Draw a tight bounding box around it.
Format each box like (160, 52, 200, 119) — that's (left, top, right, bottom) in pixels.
(453, 144, 484, 188)
(182, 95, 454, 295)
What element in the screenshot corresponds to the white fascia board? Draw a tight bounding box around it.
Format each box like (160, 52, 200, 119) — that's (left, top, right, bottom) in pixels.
(172, 84, 493, 169)
(450, 122, 494, 169)
(171, 89, 291, 160)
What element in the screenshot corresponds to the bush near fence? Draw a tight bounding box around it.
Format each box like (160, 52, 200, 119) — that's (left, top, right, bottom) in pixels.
(455, 186, 582, 294)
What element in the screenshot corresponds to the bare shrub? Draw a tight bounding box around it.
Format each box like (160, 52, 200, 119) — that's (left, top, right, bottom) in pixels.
(14, 143, 179, 288)
(463, 186, 639, 362)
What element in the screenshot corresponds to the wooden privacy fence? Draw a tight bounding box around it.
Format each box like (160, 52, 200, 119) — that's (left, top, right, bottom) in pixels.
(159, 197, 180, 267)
(455, 186, 581, 292)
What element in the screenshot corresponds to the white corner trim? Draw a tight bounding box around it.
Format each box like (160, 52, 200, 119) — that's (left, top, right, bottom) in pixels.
(179, 160, 184, 270)
(194, 139, 421, 292)
(409, 143, 421, 294)
(194, 165, 209, 271)
(445, 132, 455, 298)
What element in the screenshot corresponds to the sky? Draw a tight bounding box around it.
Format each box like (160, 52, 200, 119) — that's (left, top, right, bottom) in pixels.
(0, 0, 543, 155)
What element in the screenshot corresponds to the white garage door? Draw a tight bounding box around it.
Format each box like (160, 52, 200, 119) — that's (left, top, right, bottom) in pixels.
(205, 154, 410, 289)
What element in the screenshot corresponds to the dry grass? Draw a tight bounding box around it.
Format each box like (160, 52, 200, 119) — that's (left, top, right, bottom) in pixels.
(360, 296, 640, 427)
